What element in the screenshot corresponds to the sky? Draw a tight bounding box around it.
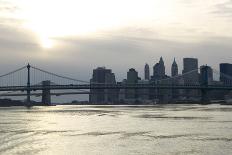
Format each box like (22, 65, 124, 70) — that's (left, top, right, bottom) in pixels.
(0, 0, 232, 82)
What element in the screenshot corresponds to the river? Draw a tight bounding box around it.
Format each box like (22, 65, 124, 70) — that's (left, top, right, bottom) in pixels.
(0, 104, 232, 155)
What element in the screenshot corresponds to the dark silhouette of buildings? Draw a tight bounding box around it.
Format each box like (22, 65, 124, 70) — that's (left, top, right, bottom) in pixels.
(152, 57, 166, 80)
(150, 57, 172, 103)
(220, 63, 232, 85)
(219, 63, 232, 101)
(171, 58, 179, 101)
(144, 63, 150, 80)
(171, 58, 178, 77)
(88, 57, 232, 104)
(89, 67, 117, 104)
(183, 58, 198, 76)
(182, 58, 200, 99)
(200, 65, 213, 85)
(125, 68, 140, 101)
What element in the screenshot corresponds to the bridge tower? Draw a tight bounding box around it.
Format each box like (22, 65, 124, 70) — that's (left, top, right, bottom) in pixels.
(26, 63, 31, 106)
(42, 80, 51, 105)
(200, 65, 211, 103)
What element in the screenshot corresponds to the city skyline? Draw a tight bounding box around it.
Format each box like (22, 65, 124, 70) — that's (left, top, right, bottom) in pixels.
(0, 56, 231, 82)
(89, 59, 232, 104)
(88, 57, 230, 82)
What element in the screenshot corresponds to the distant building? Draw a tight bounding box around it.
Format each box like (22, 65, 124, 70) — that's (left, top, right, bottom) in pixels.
(104, 72, 118, 103)
(183, 58, 198, 74)
(171, 58, 178, 77)
(153, 57, 165, 80)
(150, 57, 171, 103)
(171, 58, 179, 101)
(200, 65, 213, 85)
(144, 63, 150, 80)
(125, 68, 140, 102)
(182, 58, 200, 99)
(127, 68, 139, 84)
(219, 63, 232, 101)
(89, 67, 117, 104)
(220, 63, 232, 85)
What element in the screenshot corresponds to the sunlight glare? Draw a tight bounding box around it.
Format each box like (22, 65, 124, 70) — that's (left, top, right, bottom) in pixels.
(40, 37, 54, 49)
(15, 0, 174, 48)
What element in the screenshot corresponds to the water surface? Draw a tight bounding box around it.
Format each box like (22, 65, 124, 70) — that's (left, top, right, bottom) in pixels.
(1, 104, 232, 155)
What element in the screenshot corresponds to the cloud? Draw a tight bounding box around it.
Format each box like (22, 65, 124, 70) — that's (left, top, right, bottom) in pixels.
(0, 0, 20, 14)
(49, 28, 232, 82)
(0, 25, 39, 51)
(212, 0, 232, 18)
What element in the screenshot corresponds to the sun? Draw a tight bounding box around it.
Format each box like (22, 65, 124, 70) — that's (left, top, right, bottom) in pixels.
(40, 37, 54, 49)
(18, 0, 174, 49)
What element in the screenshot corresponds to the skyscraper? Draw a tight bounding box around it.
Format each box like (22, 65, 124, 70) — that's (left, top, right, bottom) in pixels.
(144, 63, 150, 80)
(200, 65, 213, 85)
(182, 58, 199, 83)
(127, 68, 139, 83)
(171, 58, 178, 77)
(159, 57, 165, 76)
(182, 58, 199, 99)
(153, 57, 166, 80)
(171, 58, 179, 101)
(220, 63, 232, 85)
(183, 58, 198, 74)
(126, 68, 140, 100)
(105, 72, 118, 103)
(151, 57, 170, 102)
(89, 67, 116, 104)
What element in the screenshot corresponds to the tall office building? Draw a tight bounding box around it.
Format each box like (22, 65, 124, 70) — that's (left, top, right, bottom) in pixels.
(144, 63, 150, 80)
(182, 58, 199, 83)
(127, 68, 139, 84)
(89, 67, 117, 104)
(153, 57, 166, 80)
(220, 63, 232, 85)
(183, 58, 198, 73)
(182, 58, 199, 99)
(151, 57, 170, 102)
(126, 68, 140, 100)
(200, 65, 213, 85)
(104, 72, 118, 103)
(171, 58, 178, 77)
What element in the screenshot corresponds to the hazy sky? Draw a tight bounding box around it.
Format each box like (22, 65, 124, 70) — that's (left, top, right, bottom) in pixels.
(0, 0, 232, 81)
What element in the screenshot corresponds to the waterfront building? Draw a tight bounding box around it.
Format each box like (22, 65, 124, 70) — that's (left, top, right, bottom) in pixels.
(219, 63, 232, 100)
(200, 65, 213, 85)
(182, 58, 200, 100)
(220, 63, 232, 85)
(89, 67, 116, 104)
(150, 57, 170, 103)
(125, 68, 140, 102)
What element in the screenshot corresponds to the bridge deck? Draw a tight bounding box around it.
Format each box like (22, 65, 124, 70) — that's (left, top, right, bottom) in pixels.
(0, 84, 232, 92)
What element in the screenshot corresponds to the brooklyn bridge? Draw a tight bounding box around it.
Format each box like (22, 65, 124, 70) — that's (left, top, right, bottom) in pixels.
(0, 64, 232, 106)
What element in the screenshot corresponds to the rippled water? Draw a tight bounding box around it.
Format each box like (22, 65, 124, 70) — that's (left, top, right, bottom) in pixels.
(1, 104, 232, 155)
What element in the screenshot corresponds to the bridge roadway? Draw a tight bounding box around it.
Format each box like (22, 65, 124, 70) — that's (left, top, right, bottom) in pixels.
(0, 84, 232, 92)
(0, 92, 204, 97)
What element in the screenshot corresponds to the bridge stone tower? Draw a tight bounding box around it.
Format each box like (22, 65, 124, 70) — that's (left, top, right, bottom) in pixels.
(26, 64, 31, 106)
(200, 65, 212, 103)
(42, 80, 51, 105)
